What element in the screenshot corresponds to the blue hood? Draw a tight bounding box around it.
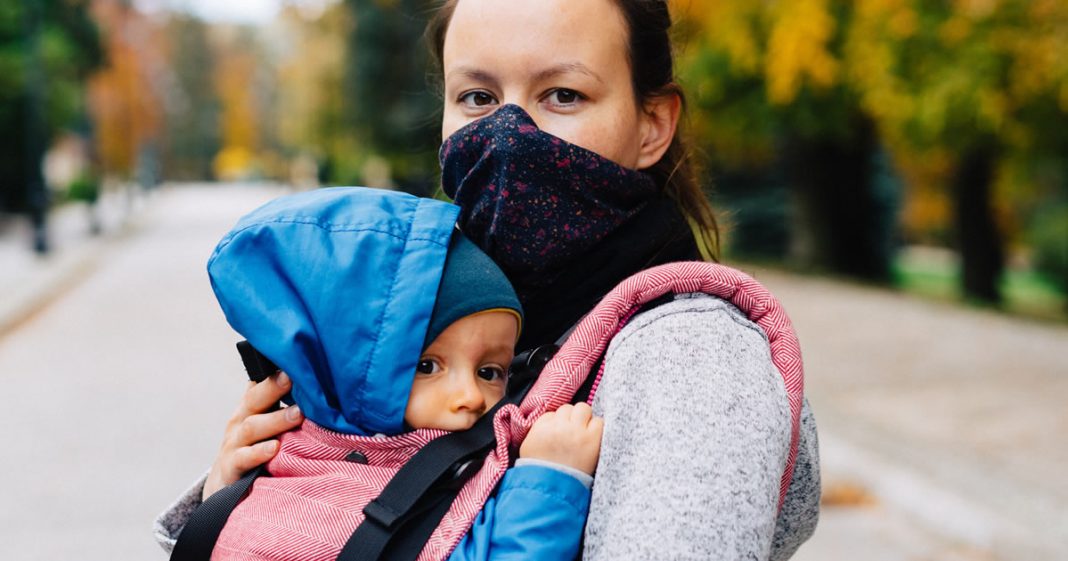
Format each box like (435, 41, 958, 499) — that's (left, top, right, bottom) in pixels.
(207, 187, 460, 435)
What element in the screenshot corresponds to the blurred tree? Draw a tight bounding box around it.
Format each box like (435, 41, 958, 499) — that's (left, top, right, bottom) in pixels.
(844, 0, 1068, 303)
(160, 13, 221, 180)
(87, 0, 165, 183)
(341, 0, 440, 194)
(675, 0, 1068, 303)
(212, 27, 268, 180)
(675, 0, 898, 282)
(272, 3, 351, 184)
(0, 0, 102, 251)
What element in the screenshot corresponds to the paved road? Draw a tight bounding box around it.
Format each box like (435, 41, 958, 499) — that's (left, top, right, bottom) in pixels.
(755, 268, 1068, 561)
(0, 185, 288, 560)
(2, 184, 1065, 560)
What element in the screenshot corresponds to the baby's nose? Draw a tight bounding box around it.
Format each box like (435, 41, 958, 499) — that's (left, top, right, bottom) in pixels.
(450, 372, 486, 413)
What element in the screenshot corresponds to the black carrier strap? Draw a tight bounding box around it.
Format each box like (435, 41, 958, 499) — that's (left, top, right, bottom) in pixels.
(236, 340, 278, 383)
(169, 341, 279, 560)
(169, 465, 267, 561)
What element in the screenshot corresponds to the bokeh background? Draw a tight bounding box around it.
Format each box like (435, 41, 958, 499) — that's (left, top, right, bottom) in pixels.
(0, 1, 1065, 560)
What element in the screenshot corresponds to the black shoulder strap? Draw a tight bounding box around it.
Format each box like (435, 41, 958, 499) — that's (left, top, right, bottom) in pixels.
(169, 341, 278, 560)
(169, 465, 267, 561)
(236, 340, 278, 384)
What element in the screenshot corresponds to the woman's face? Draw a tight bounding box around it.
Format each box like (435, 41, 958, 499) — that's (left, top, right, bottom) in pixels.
(441, 0, 656, 170)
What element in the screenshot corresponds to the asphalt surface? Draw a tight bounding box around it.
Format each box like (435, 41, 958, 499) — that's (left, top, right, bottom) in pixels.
(1, 183, 1065, 560)
(755, 267, 1068, 561)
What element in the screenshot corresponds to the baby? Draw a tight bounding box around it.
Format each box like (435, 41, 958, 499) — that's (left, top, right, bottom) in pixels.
(204, 187, 602, 560)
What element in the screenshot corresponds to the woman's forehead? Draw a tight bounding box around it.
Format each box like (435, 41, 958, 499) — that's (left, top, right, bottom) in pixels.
(443, 0, 629, 78)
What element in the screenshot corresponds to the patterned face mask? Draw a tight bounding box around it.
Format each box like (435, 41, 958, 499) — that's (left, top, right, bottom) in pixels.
(439, 104, 658, 277)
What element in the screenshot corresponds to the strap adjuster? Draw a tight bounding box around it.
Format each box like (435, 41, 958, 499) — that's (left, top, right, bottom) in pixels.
(363, 499, 402, 529)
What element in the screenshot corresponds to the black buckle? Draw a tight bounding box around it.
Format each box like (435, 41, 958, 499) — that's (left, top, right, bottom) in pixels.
(507, 343, 559, 396)
(442, 456, 486, 491)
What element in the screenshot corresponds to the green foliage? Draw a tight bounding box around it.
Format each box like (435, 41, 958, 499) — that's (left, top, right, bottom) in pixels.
(163, 14, 221, 180)
(66, 171, 99, 203)
(1029, 204, 1068, 292)
(676, 0, 1068, 296)
(342, 0, 440, 191)
(0, 0, 102, 213)
(892, 248, 1067, 321)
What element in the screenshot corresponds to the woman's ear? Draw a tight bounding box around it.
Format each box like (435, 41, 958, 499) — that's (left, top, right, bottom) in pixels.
(635, 91, 681, 170)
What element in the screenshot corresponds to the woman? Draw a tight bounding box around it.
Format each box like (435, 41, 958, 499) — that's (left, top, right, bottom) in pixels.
(157, 1, 820, 559)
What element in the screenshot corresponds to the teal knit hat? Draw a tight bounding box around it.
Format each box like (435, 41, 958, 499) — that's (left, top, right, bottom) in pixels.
(423, 231, 523, 350)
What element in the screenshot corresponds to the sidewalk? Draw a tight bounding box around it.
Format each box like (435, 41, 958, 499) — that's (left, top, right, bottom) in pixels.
(752, 268, 1068, 560)
(0, 186, 147, 339)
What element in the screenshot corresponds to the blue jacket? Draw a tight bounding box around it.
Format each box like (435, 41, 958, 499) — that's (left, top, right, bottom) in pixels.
(207, 187, 588, 560)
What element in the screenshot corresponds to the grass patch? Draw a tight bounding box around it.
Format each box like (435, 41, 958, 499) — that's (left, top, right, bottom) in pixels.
(893, 247, 1068, 323)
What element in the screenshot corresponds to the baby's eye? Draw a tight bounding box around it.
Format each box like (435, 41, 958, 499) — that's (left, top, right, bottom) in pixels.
(459, 91, 498, 109)
(477, 366, 506, 382)
(416, 359, 441, 375)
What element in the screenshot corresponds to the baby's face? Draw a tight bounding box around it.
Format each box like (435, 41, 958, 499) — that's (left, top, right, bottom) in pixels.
(404, 311, 517, 431)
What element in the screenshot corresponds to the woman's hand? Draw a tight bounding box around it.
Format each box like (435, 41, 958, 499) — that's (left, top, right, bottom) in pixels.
(520, 403, 604, 475)
(202, 372, 304, 501)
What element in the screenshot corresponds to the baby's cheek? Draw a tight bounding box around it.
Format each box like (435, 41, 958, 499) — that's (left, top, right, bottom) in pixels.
(403, 393, 426, 427)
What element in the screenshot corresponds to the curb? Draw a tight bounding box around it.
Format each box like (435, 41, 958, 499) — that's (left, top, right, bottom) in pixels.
(0, 188, 147, 341)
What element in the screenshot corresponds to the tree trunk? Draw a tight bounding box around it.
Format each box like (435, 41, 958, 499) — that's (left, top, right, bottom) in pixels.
(952, 144, 1004, 304)
(785, 116, 895, 282)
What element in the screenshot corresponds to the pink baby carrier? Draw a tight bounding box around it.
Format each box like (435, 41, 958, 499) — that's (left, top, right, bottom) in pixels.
(171, 262, 804, 561)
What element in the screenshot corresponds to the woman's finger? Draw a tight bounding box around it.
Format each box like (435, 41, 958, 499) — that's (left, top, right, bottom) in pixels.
(231, 440, 280, 473)
(225, 405, 303, 450)
(203, 440, 279, 501)
(232, 372, 292, 421)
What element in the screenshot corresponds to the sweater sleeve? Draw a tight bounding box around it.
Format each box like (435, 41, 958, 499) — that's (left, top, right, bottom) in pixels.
(582, 293, 817, 561)
(448, 464, 591, 561)
(153, 472, 208, 553)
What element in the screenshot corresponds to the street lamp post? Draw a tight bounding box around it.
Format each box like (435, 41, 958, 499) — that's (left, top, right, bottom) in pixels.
(24, 0, 49, 255)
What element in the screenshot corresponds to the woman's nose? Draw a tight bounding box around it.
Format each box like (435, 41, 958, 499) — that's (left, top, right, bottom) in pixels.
(449, 371, 486, 413)
(497, 102, 543, 129)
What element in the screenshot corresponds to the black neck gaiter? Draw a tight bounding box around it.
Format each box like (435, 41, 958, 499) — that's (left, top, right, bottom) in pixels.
(440, 105, 700, 349)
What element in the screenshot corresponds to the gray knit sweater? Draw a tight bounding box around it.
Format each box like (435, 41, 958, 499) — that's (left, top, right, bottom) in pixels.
(583, 293, 819, 560)
(155, 293, 820, 559)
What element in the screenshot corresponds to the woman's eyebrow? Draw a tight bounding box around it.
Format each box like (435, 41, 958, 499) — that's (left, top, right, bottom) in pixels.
(445, 66, 501, 90)
(532, 62, 605, 85)
(446, 63, 605, 87)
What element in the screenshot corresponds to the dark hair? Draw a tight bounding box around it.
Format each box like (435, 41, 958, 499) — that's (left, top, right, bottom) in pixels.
(426, 0, 719, 259)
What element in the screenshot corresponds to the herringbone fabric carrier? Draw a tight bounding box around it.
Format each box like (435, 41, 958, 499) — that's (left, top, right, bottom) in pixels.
(213, 262, 804, 561)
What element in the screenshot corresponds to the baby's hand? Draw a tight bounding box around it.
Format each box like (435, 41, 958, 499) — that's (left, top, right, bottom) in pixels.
(519, 403, 603, 475)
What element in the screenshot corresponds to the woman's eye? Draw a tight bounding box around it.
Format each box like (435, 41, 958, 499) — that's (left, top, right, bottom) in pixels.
(477, 366, 505, 382)
(459, 91, 498, 108)
(416, 359, 441, 375)
(546, 88, 583, 106)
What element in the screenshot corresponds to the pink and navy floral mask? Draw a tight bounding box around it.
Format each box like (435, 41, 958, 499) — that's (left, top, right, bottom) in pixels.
(439, 104, 658, 277)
